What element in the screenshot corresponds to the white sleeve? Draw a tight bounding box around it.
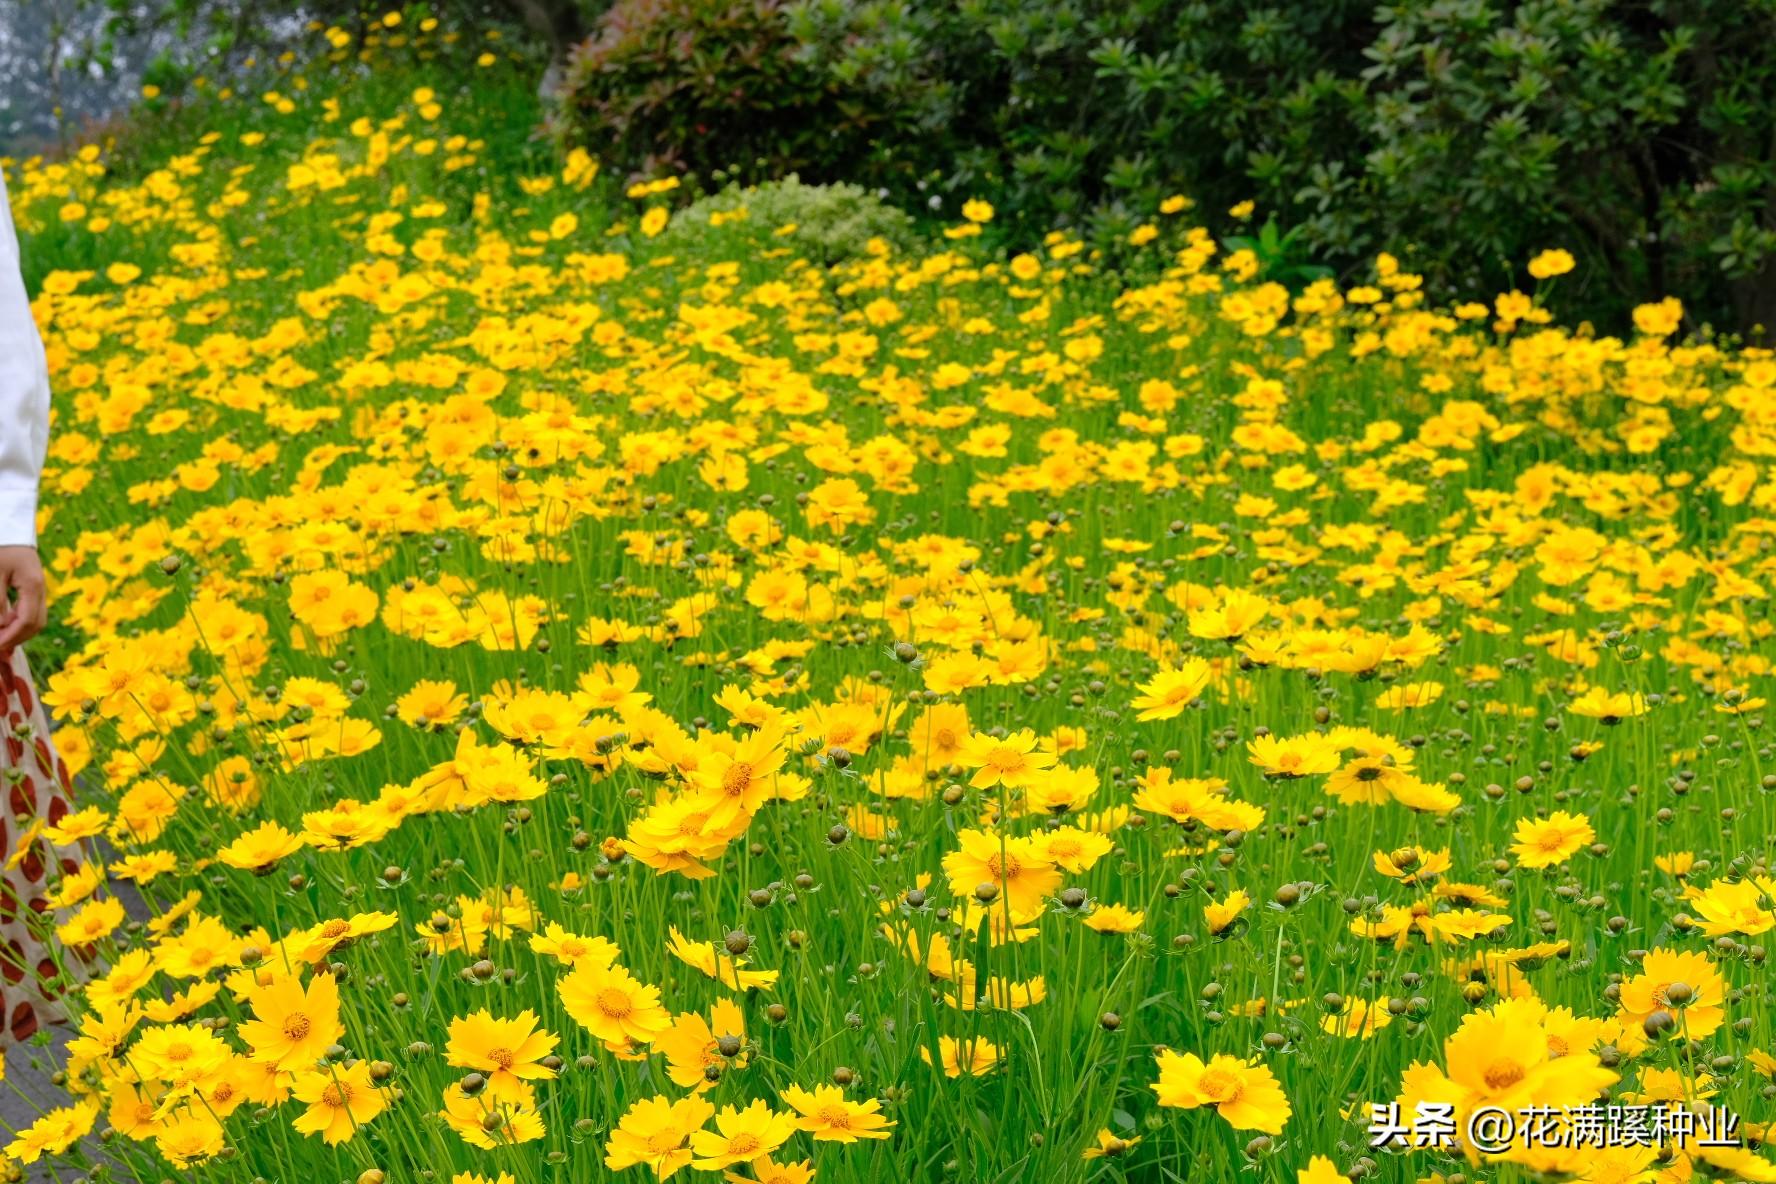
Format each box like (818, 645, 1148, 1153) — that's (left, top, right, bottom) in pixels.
(0, 169, 50, 548)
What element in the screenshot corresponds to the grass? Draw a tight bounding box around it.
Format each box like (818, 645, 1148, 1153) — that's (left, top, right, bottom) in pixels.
(3, 14, 1776, 1184)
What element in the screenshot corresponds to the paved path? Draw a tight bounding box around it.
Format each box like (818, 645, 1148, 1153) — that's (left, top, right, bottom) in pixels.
(3, 1024, 79, 1182)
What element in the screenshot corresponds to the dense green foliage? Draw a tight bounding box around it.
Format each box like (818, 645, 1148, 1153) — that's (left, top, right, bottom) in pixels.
(555, 0, 1776, 336)
(549, 0, 892, 185)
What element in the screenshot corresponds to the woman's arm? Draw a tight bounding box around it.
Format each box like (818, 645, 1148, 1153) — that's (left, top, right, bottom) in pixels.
(0, 168, 51, 650)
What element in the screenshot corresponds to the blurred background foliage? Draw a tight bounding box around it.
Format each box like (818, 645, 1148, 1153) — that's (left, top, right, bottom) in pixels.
(8, 0, 1776, 336)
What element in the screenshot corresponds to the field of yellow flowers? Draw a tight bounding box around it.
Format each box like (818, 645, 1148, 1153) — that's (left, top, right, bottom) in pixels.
(6, 17, 1776, 1184)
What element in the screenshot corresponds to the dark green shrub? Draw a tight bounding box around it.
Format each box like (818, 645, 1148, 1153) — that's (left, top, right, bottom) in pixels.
(781, 0, 1375, 248)
(555, 0, 1776, 334)
(799, 0, 1776, 334)
(551, 0, 892, 184)
(1352, 0, 1776, 336)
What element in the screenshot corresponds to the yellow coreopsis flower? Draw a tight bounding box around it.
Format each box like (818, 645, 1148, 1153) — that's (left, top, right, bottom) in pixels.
(237, 971, 344, 1072)
(954, 728, 1056, 789)
(1510, 810, 1594, 869)
(1152, 1050, 1291, 1133)
(1567, 686, 1647, 723)
(290, 1061, 386, 1145)
(445, 1008, 559, 1099)
(1204, 889, 1251, 934)
(779, 1083, 896, 1142)
(666, 926, 780, 991)
(439, 1079, 547, 1149)
(921, 1035, 1002, 1077)
(1688, 876, 1776, 937)
(558, 960, 671, 1046)
(1081, 1127, 1143, 1159)
(217, 820, 306, 872)
(1617, 947, 1727, 1040)
(688, 1099, 798, 1170)
(1298, 1156, 1351, 1184)
(1130, 657, 1213, 721)
(603, 1093, 713, 1179)
(942, 829, 1061, 916)
(1527, 248, 1575, 279)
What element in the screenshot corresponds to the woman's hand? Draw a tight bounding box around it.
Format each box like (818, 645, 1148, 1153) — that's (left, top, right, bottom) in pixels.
(0, 545, 47, 651)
